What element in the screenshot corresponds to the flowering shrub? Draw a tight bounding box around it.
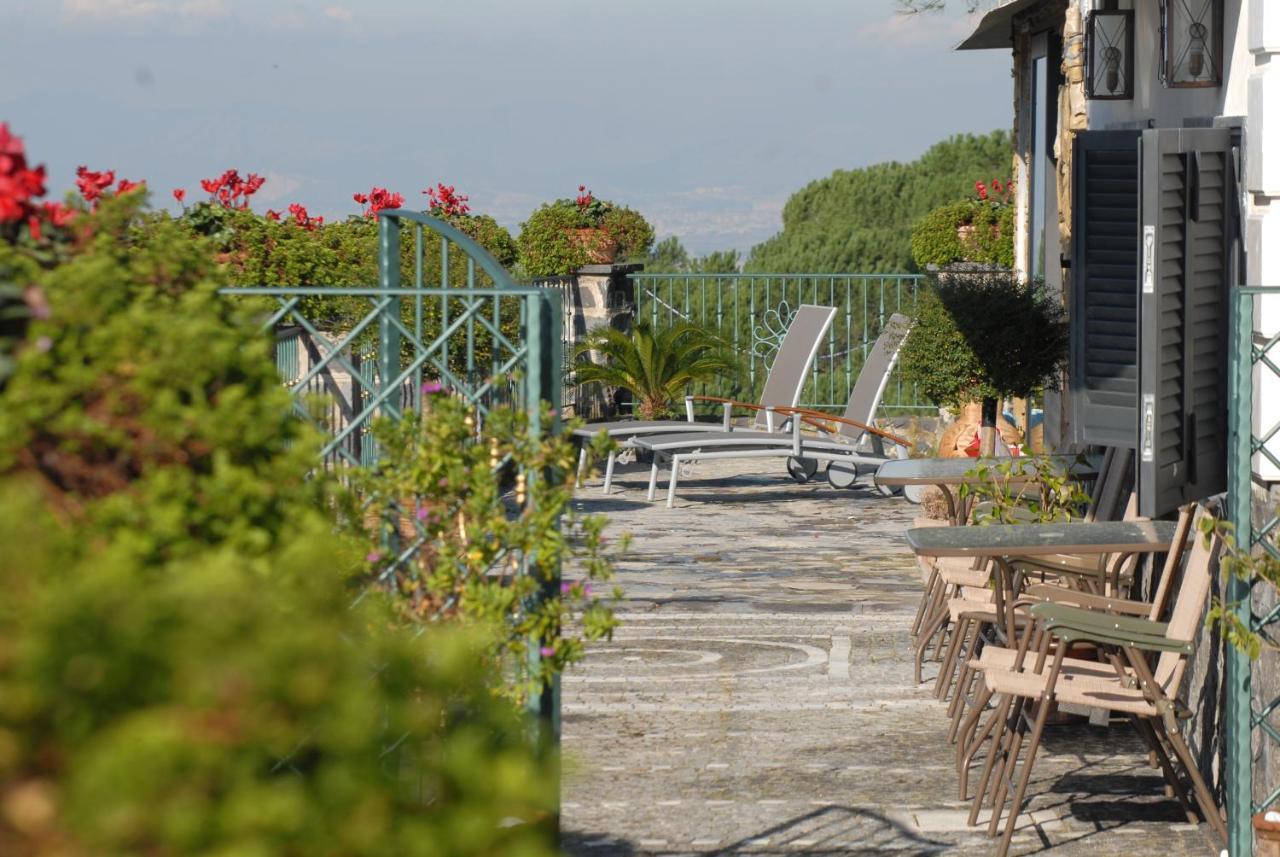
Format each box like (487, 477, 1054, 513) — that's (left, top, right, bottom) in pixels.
(353, 186, 405, 219)
(198, 168, 265, 210)
(0, 124, 51, 241)
(974, 176, 1014, 205)
(424, 182, 470, 219)
(910, 179, 1015, 270)
(358, 391, 622, 701)
(517, 187, 654, 277)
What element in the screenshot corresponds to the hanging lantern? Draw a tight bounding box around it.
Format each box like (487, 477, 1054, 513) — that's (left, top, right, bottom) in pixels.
(1086, 9, 1134, 100)
(1161, 0, 1222, 87)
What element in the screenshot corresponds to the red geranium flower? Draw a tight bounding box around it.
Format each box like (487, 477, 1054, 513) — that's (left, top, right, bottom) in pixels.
(423, 182, 470, 218)
(172, 188, 186, 204)
(354, 186, 404, 219)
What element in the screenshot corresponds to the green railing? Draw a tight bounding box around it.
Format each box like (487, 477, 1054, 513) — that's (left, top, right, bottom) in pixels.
(1227, 285, 1280, 853)
(221, 210, 564, 731)
(631, 273, 929, 414)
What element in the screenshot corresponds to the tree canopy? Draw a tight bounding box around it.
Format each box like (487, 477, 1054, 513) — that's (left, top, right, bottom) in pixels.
(745, 129, 1012, 274)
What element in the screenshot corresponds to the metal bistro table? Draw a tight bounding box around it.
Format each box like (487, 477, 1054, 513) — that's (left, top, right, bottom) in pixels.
(875, 455, 1103, 525)
(903, 520, 1177, 640)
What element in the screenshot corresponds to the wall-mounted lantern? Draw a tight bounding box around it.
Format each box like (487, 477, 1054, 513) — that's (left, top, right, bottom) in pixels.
(1160, 0, 1223, 87)
(1086, 9, 1134, 100)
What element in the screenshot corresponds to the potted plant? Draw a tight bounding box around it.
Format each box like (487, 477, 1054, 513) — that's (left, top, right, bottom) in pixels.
(910, 178, 1015, 271)
(517, 186, 654, 277)
(899, 271, 1068, 456)
(573, 319, 736, 420)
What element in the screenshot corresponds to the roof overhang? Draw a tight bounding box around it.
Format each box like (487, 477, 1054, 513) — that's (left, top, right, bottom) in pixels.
(955, 0, 1045, 50)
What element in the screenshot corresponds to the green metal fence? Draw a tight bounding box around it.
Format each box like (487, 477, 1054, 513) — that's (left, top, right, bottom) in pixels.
(221, 210, 564, 730)
(1227, 285, 1280, 854)
(631, 272, 929, 414)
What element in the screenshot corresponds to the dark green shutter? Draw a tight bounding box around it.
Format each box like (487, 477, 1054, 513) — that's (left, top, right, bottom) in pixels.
(1070, 131, 1142, 449)
(1137, 128, 1233, 517)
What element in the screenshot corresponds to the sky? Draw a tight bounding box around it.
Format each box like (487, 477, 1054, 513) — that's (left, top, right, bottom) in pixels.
(0, 0, 1011, 256)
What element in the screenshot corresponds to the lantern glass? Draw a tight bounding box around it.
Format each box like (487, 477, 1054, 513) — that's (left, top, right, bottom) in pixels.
(1162, 0, 1222, 87)
(1086, 10, 1133, 100)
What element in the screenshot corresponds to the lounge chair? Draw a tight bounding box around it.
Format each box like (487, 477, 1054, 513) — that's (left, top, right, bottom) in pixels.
(961, 504, 1225, 855)
(572, 304, 837, 491)
(632, 313, 913, 508)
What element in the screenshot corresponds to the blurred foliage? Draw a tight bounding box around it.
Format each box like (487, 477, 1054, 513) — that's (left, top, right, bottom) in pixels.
(0, 190, 574, 856)
(0, 485, 557, 857)
(898, 272, 1068, 411)
(745, 130, 1012, 273)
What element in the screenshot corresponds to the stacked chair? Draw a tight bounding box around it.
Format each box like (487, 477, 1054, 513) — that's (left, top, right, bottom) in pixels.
(906, 447, 1226, 855)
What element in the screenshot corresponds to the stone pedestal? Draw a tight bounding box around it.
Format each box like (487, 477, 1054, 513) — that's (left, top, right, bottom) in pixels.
(564, 263, 640, 420)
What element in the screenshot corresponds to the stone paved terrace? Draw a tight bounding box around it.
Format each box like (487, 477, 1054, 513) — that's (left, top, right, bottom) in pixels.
(562, 457, 1219, 856)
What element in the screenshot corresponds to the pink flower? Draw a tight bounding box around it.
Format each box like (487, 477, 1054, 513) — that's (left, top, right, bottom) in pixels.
(421, 380, 445, 395)
(366, 550, 383, 563)
(539, 646, 555, 658)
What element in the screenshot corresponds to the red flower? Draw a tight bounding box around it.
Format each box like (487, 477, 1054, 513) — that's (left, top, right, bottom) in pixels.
(354, 186, 404, 219)
(974, 180, 988, 201)
(172, 188, 186, 204)
(266, 209, 281, 221)
(41, 201, 77, 227)
(75, 166, 115, 204)
(116, 178, 144, 195)
(0, 125, 55, 238)
(286, 202, 321, 230)
(423, 182, 470, 218)
(990, 178, 1002, 194)
(199, 169, 266, 210)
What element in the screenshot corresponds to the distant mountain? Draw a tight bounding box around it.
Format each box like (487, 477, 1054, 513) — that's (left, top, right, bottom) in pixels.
(745, 130, 1012, 273)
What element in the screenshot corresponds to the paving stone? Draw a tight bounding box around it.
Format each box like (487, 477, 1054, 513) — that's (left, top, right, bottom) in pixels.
(563, 458, 1217, 856)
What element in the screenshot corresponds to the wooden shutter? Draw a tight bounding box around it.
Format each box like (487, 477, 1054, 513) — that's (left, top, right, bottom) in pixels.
(1071, 130, 1142, 449)
(1137, 128, 1232, 517)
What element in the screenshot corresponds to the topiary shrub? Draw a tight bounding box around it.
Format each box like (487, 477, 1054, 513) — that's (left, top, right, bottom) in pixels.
(899, 272, 1068, 449)
(517, 188, 654, 277)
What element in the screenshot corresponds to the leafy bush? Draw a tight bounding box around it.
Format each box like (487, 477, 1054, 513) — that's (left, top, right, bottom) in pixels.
(0, 189, 560, 856)
(910, 198, 1014, 269)
(358, 392, 625, 702)
(517, 192, 654, 277)
(899, 272, 1068, 411)
(0, 193, 329, 566)
(0, 484, 557, 857)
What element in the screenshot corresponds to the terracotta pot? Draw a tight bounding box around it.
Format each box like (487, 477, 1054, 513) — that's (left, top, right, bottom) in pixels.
(937, 401, 1021, 458)
(567, 228, 619, 264)
(1256, 812, 1280, 857)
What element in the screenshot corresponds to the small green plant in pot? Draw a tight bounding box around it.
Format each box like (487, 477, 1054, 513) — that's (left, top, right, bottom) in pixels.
(574, 319, 737, 420)
(899, 271, 1068, 455)
(517, 186, 654, 277)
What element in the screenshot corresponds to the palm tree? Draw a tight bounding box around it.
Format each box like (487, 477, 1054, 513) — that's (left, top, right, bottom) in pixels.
(574, 320, 737, 420)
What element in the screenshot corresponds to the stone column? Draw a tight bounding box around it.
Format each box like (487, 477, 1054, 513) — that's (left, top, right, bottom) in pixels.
(564, 263, 640, 420)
